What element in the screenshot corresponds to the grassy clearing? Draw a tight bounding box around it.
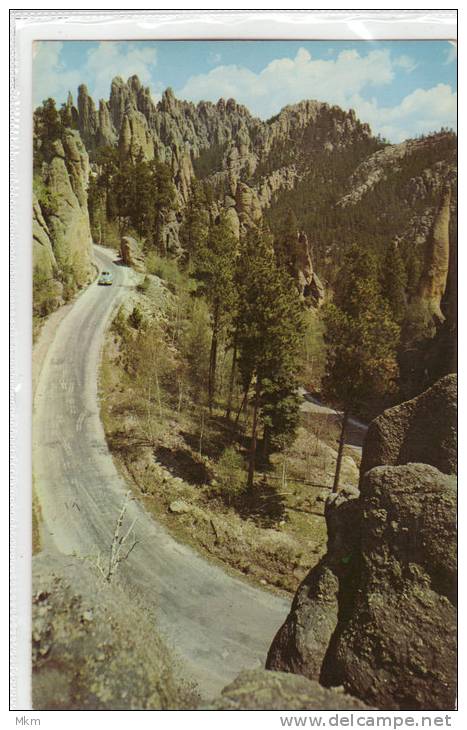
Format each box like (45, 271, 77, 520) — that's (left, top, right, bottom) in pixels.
(99, 268, 360, 594)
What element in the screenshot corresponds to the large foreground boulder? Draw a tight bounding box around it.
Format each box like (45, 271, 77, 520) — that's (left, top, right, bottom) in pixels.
(207, 669, 370, 710)
(267, 376, 457, 710)
(360, 374, 457, 477)
(267, 486, 360, 682)
(334, 463, 456, 710)
(32, 554, 197, 710)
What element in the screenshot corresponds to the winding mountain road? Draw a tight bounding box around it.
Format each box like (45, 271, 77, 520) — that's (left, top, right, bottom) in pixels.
(33, 245, 289, 699)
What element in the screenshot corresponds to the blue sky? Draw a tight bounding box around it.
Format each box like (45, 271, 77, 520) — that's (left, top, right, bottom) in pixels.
(33, 40, 457, 143)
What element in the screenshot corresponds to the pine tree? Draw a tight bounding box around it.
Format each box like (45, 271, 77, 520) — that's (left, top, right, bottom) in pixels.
(236, 226, 304, 489)
(33, 98, 63, 166)
(192, 212, 238, 411)
(323, 245, 400, 491)
(148, 161, 177, 252)
(380, 241, 408, 323)
(274, 208, 301, 280)
(179, 181, 210, 267)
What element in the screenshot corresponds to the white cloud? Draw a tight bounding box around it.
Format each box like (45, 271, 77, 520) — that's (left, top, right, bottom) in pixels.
(349, 84, 457, 143)
(32, 42, 81, 108)
(394, 54, 417, 73)
(177, 47, 395, 121)
(32, 41, 158, 108)
(176, 47, 455, 142)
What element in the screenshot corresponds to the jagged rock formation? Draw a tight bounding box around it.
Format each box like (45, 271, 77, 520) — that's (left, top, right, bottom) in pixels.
(33, 128, 94, 314)
(118, 108, 155, 162)
(77, 84, 98, 150)
(72, 78, 372, 211)
(57, 76, 456, 319)
(360, 373, 457, 477)
(334, 130, 457, 344)
(43, 130, 94, 285)
(235, 182, 262, 229)
(294, 232, 325, 305)
(97, 99, 117, 148)
(207, 669, 371, 710)
(267, 375, 457, 710)
(416, 185, 452, 321)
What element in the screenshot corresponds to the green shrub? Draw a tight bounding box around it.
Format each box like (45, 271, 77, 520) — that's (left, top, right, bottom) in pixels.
(128, 305, 144, 330)
(216, 447, 246, 504)
(137, 275, 151, 294)
(179, 298, 211, 399)
(112, 305, 128, 337)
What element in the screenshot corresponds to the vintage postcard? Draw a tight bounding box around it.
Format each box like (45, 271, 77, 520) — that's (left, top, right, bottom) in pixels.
(15, 13, 459, 714)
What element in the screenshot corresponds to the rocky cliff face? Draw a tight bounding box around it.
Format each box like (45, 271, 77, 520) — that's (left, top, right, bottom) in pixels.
(337, 134, 456, 208)
(73, 77, 372, 207)
(267, 375, 457, 710)
(33, 128, 95, 312)
(336, 131, 457, 328)
(63, 76, 456, 315)
(416, 185, 452, 320)
(33, 193, 57, 280)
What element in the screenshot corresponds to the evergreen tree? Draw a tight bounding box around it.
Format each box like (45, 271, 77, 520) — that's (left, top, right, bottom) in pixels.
(179, 181, 210, 267)
(323, 245, 400, 491)
(192, 212, 238, 411)
(274, 208, 301, 281)
(236, 226, 304, 489)
(96, 155, 176, 243)
(149, 161, 177, 252)
(380, 240, 408, 323)
(33, 98, 63, 167)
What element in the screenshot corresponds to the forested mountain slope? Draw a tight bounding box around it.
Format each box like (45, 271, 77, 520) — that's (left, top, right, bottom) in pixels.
(33, 75, 457, 403)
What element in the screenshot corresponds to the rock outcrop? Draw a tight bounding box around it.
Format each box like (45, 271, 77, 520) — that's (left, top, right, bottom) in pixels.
(235, 182, 262, 230)
(120, 235, 145, 272)
(32, 554, 196, 710)
(77, 84, 98, 150)
(208, 669, 370, 711)
(33, 193, 57, 280)
(293, 232, 325, 305)
(417, 185, 452, 321)
(63, 75, 456, 318)
(336, 132, 456, 328)
(360, 373, 457, 477)
(43, 130, 94, 286)
(333, 463, 456, 710)
(118, 107, 155, 162)
(337, 133, 456, 209)
(97, 99, 117, 148)
(72, 76, 373, 215)
(267, 486, 361, 682)
(33, 127, 95, 314)
(267, 376, 457, 710)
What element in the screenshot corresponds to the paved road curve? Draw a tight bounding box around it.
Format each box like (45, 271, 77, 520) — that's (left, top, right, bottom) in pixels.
(33, 246, 289, 699)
